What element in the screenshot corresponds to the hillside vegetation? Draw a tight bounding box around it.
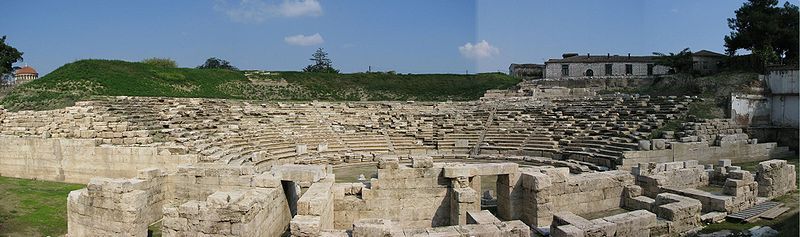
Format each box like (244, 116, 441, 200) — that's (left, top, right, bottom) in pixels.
(0, 60, 520, 111)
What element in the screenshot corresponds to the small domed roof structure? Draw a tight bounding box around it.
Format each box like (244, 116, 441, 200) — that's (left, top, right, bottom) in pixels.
(15, 66, 38, 75)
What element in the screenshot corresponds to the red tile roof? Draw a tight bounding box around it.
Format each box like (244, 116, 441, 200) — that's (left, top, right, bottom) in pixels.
(15, 66, 38, 75)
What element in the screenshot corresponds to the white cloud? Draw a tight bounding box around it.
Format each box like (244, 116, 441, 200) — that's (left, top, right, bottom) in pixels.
(214, 0, 322, 23)
(459, 40, 499, 59)
(277, 0, 322, 17)
(285, 33, 325, 46)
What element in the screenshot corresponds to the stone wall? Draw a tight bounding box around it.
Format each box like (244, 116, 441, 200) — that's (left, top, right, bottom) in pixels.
(550, 210, 657, 237)
(621, 141, 793, 167)
(165, 164, 260, 203)
(162, 188, 291, 237)
(349, 218, 530, 237)
(621, 188, 703, 235)
(68, 165, 296, 237)
(519, 167, 633, 227)
(67, 168, 167, 236)
(631, 160, 708, 197)
(0, 136, 196, 184)
(332, 163, 451, 229)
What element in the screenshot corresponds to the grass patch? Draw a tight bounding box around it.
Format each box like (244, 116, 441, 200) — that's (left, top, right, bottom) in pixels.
(0, 176, 84, 236)
(333, 164, 378, 183)
(1, 60, 520, 111)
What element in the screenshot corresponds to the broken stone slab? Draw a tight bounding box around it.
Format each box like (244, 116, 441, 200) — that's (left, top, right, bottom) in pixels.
(443, 165, 477, 178)
(467, 210, 502, 224)
(638, 140, 651, 151)
(411, 155, 433, 168)
(291, 215, 322, 237)
(377, 155, 400, 169)
(700, 212, 726, 223)
(352, 219, 397, 237)
(270, 164, 328, 183)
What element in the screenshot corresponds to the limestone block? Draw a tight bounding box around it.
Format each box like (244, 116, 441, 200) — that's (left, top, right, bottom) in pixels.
(756, 160, 797, 198)
(454, 188, 478, 203)
(718, 159, 732, 167)
(443, 166, 476, 178)
(602, 210, 655, 237)
(495, 220, 531, 237)
(726, 169, 752, 181)
(271, 164, 327, 183)
(291, 215, 321, 237)
(638, 140, 651, 151)
(536, 167, 566, 181)
(653, 194, 701, 222)
(454, 139, 469, 148)
(457, 223, 501, 236)
(522, 172, 552, 191)
(296, 144, 308, 155)
(585, 219, 616, 237)
(137, 168, 162, 180)
(467, 210, 502, 224)
(411, 156, 433, 168)
(252, 174, 281, 188)
(651, 139, 666, 150)
(551, 224, 584, 237)
(700, 212, 726, 223)
(352, 219, 396, 237)
(377, 156, 400, 169)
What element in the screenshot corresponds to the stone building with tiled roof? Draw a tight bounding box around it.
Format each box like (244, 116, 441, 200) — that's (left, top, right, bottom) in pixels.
(544, 53, 670, 79)
(692, 50, 726, 75)
(13, 65, 38, 84)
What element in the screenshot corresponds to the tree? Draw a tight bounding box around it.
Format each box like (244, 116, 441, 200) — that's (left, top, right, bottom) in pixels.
(197, 57, 238, 70)
(142, 57, 177, 68)
(724, 0, 799, 65)
(653, 48, 693, 74)
(0, 36, 24, 75)
(303, 48, 339, 73)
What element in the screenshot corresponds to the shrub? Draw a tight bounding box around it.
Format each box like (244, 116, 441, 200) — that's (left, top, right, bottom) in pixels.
(141, 58, 177, 68)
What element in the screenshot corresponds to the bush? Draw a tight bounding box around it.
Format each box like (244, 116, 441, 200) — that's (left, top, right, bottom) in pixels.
(197, 57, 238, 71)
(141, 58, 177, 68)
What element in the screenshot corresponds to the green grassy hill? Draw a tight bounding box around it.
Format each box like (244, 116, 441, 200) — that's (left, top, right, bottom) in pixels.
(0, 60, 520, 111)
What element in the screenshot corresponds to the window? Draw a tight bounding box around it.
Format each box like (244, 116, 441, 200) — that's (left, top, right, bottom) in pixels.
(647, 64, 654, 76)
(625, 64, 633, 75)
(585, 69, 594, 77)
(561, 64, 569, 76)
(605, 64, 612, 76)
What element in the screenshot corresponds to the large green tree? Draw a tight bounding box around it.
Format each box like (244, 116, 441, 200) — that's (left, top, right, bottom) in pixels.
(303, 48, 339, 73)
(0, 36, 24, 75)
(724, 0, 799, 65)
(197, 57, 238, 70)
(653, 48, 694, 74)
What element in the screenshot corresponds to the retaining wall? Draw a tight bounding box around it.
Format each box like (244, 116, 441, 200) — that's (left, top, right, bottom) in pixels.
(0, 136, 197, 183)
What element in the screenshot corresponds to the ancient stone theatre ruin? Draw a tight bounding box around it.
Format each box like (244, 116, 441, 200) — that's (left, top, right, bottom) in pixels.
(0, 93, 794, 236)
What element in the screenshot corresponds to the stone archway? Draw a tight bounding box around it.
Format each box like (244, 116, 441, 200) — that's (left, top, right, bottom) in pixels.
(585, 69, 594, 77)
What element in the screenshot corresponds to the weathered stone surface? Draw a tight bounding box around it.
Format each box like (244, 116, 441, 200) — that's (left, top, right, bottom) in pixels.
(756, 159, 797, 198)
(411, 156, 433, 168)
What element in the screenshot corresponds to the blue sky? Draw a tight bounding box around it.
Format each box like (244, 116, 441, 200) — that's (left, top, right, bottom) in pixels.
(1, 0, 785, 75)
